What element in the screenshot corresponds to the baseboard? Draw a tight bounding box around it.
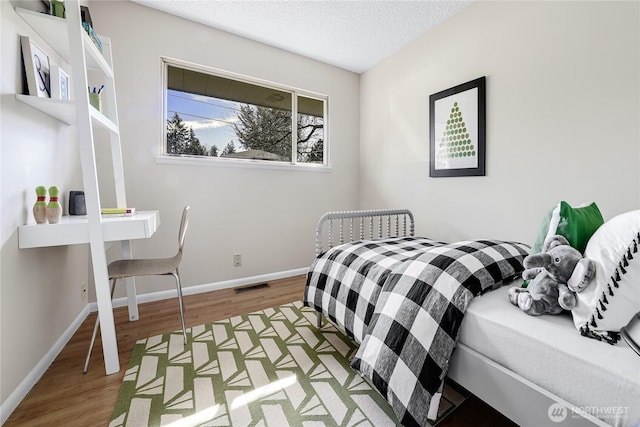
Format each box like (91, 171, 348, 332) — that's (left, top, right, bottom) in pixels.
(0, 305, 90, 425)
(1, 268, 307, 424)
(90, 267, 309, 312)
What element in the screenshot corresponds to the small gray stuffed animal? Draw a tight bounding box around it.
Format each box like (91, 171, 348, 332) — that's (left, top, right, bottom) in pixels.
(509, 235, 596, 316)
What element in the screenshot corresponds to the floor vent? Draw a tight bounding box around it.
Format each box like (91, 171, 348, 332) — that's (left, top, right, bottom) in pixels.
(234, 283, 270, 294)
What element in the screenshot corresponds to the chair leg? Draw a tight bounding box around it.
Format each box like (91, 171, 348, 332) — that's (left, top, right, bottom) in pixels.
(83, 312, 101, 374)
(173, 269, 188, 344)
(83, 278, 117, 373)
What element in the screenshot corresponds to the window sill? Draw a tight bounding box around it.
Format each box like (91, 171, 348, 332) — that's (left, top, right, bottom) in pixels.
(156, 155, 332, 172)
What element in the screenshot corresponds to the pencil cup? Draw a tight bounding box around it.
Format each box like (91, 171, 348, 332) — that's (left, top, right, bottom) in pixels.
(89, 92, 101, 111)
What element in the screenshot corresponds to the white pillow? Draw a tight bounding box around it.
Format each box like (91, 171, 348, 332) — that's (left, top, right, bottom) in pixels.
(572, 210, 640, 343)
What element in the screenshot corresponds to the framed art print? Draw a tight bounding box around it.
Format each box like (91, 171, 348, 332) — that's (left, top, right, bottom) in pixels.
(51, 65, 70, 100)
(20, 36, 51, 98)
(429, 76, 486, 177)
(59, 67, 70, 100)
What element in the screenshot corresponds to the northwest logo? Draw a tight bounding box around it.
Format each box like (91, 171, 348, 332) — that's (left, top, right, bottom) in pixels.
(548, 403, 568, 423)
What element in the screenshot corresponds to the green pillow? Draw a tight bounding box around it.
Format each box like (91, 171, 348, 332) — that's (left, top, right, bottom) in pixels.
(531, 201, 604, 254)
(523, 201, 604, 288)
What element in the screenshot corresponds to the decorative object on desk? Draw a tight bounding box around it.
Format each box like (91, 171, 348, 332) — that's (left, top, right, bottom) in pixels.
(50, 64, 70, 100)
(50, 0, 65, 18)
(429, 76, 486, 177)
(101, 207, 136, 217)
(20, 36, 51, 98)
(69, 190, 86, 215)
(46, 186, 62, 224)
(33, 186, 48, 224)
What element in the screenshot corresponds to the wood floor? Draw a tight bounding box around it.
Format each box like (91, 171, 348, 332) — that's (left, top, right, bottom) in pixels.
(5, 274, 515, 426)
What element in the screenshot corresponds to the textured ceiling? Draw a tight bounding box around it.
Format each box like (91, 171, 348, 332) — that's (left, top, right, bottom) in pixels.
(130, 0, 470, 73)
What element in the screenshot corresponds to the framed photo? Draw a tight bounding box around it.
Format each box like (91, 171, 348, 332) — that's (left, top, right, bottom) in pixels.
(429, 76, 486, 177)
(50, 65, 70, 100)
(20, 36, 51, 98)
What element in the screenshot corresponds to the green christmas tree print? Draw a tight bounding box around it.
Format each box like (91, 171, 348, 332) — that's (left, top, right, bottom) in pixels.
(436, 101, 475, 165)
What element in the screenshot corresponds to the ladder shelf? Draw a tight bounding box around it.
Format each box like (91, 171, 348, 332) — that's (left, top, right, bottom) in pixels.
(15, 1, 142, 375)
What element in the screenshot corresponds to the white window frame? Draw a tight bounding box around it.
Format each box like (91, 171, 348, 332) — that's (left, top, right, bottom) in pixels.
(157, 57, 330, 172)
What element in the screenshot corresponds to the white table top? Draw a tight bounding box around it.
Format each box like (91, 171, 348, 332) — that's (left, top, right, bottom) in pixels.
(18, 210, 160, 249)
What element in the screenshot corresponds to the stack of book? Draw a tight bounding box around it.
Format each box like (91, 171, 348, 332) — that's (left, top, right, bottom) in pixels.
(101, 207, 136, 217)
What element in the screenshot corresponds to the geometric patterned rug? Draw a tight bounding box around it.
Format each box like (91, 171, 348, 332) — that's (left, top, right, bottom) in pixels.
(109, 301, 403, 426)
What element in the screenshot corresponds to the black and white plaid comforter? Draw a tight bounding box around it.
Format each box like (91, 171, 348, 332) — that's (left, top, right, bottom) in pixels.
(304, 237, 444, 343)
(304, 238, 529, 427)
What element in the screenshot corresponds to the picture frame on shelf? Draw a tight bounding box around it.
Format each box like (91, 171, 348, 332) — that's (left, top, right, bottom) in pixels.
(429, 76, 486, 177)
(50, 64, 71, 100)
(20, 36, 51, 98)
(80, 5, 93, 27)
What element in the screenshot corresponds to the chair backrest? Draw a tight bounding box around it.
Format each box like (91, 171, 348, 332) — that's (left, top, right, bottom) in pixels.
(178, 206, 190, 253)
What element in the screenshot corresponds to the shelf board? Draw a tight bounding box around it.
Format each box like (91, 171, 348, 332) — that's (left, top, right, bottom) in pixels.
(15, 94, 75, 124)
(18, 210, 160, 249)
(16, 94, 119, 133)
(90, 107, 119, 133)
(15, 7, 113, 77)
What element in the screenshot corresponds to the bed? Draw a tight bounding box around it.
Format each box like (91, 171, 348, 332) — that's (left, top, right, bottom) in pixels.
(303, 209, 640, 427)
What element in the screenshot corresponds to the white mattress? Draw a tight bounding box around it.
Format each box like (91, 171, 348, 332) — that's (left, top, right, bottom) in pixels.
(458, 282, 640, 427)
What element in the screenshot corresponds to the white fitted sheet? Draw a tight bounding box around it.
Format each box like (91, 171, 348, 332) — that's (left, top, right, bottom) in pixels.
(458, 282, 640, 427)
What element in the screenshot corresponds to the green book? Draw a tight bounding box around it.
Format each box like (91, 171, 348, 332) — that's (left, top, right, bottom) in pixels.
(101, 207, 136, 216)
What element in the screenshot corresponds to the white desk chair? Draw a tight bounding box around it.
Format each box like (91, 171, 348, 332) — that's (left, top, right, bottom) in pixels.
(83, 206, 190, 373)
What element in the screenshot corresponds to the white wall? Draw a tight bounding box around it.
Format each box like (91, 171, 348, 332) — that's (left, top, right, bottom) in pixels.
(360, 1, 640, 244)
(88, 1, 361, 299)
(1, 0, 89, 411)
(1, 0, 360, 415)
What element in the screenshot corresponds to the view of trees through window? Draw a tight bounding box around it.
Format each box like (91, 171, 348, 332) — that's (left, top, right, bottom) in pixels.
(165, 63, 326, 164)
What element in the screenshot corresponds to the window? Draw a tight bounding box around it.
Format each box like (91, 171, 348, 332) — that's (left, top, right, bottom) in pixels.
(163, 59, 327, 166)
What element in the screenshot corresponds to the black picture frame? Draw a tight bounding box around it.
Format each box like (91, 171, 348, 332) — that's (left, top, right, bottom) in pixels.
(429, 76, 486, 177)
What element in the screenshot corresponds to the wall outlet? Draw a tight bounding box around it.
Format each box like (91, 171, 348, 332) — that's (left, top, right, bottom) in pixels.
(81, 281, 88, 300)
(233, 254, 242, 267)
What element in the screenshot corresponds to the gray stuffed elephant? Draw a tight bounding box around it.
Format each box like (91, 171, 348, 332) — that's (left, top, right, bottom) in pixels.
(509, 235, 596, 316)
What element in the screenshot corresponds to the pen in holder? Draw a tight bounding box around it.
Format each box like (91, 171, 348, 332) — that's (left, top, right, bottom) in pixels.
(89, 86, 102, 111)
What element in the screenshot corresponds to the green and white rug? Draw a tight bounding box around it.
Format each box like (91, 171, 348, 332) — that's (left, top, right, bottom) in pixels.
(110, 301, 402, 426)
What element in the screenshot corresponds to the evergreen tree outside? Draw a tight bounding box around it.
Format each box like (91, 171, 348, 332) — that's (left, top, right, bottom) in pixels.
(166, 112, 213, 156)
(184, 128, 207, 156)
(221, 141, 237, 156)
(166, 112, 190, 155)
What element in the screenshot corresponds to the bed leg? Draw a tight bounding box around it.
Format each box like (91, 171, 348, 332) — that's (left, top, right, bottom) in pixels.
(316, 312, 323, 328)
